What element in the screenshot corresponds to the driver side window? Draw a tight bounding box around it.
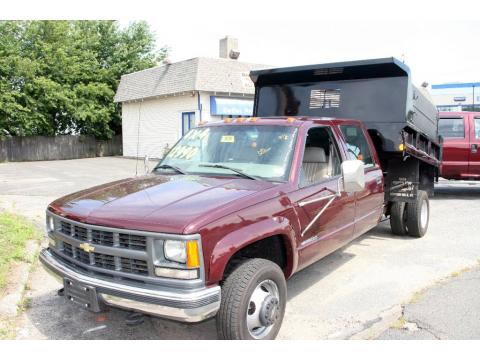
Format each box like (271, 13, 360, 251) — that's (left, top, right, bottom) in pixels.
(300, 127, 342, 187)
(340, 125, 374, 166)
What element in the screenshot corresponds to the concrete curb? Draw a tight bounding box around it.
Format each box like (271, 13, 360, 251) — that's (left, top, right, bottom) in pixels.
(0, 239, 41, 317)
(349, 305, 403, 339)
(326, 304, 403, 340)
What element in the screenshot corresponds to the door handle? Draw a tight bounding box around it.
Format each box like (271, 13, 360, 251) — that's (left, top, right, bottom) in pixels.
(472, 144, 478, 154)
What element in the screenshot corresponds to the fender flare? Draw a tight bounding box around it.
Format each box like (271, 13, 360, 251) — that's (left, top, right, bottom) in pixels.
(208, 216, 298, 284)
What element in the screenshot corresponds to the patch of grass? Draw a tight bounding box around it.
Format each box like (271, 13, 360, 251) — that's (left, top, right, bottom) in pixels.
(449, 264, 477, 279)
(17, 295, 32, 313)
(390, 316, 406, 329)
(450, 271, 461, 278)
(409, 289, 426, 304)
(0, 316, 16, 340)
(0, 211, 40, 291)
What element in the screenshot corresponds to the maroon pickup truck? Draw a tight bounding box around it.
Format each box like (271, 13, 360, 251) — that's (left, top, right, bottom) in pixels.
(40, 58, 441, 339)
(439, 111, 480, 180)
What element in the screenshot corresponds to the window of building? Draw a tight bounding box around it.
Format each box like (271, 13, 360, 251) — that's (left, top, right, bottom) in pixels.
(339, 125, 374, 166)
(438, 118, 465, 138)
(182, 112, 196, 136)
(460, 105, 480, 112)
(437, 105, 462, 112)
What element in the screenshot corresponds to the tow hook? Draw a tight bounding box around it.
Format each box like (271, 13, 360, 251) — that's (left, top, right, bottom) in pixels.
(125, 312, 145, 326)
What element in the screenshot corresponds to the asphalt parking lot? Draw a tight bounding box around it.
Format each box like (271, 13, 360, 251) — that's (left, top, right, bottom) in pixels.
(1, 157, 480, 339)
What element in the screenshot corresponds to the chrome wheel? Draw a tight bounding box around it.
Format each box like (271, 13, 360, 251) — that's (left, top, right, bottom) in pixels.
(420, 199, 428, 229)
(246, 279, 280, 339)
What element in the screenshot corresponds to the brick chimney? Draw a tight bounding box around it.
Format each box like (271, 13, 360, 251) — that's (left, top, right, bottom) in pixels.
(219, 36, 240, 60)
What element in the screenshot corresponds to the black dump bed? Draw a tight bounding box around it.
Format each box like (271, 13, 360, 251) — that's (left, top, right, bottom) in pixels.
(250, 58, 440, 163)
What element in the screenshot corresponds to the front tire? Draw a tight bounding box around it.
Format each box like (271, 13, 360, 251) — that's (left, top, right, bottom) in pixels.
(216, 258, 287, 340)
(406, 190, 429, 238)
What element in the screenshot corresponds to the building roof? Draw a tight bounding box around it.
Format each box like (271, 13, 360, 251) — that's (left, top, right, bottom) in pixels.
(114, 57, 270, 103)
(432, 82, 480, 90)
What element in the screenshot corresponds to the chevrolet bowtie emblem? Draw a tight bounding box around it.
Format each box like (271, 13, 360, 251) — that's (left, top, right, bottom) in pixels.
(79, 243, 95, 253)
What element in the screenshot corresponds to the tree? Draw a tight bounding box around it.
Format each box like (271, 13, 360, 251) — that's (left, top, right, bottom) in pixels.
(0, 20, 167, 139)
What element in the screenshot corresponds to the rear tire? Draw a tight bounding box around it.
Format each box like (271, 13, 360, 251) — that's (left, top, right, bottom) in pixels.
(216, 258, 286, 340)
(390, 201, 408, 236)
(406, 190, 429, 238)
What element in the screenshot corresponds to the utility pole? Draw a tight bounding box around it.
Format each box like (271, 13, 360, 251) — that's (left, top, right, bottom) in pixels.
(473, 84, 476, 111)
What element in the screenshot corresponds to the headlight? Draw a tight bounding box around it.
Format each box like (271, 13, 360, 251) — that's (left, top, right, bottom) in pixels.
(157, 239, 201, 279)
(164, 240, 187, 263)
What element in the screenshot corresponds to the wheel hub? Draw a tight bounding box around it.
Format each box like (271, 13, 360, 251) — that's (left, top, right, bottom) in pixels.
(246, 279, 280, 339)
(259, 295, 280, 326)
(420, 199, 428, 229)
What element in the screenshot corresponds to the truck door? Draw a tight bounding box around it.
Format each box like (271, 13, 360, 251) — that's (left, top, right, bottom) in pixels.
(339, 124, 384, 238)
(289, 126, 355, 271)
(469, 115, 480, 177)
(438, 115, 470, 179)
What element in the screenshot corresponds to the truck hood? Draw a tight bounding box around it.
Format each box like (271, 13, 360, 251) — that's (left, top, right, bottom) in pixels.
(49, 174, 277, 234)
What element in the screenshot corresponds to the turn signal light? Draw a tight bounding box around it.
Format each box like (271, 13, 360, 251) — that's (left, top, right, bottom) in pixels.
(186, 241, 200, 268)
(399, 143, 405, 151)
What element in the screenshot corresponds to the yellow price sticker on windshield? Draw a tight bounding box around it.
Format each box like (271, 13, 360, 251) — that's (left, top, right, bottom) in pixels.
(167, 146, 198, 160)
(221, 135, 235, 143)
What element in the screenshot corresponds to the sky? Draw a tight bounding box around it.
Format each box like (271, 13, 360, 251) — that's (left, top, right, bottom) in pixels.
(147, 19, 480, 87)
(4, 0, 480, 87)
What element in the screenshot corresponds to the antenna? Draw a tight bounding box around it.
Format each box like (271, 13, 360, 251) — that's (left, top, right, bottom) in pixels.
(135, 99, 143, 176)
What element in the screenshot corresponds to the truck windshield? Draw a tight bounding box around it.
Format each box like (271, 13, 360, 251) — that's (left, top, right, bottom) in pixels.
(156, 125, 298, 182)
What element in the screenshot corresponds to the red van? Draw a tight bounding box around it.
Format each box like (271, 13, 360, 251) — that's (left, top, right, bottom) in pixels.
(439, 112, 480, 180)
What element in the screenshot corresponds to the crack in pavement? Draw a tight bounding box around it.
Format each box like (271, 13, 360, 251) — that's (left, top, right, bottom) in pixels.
(405, 318, 442, 340)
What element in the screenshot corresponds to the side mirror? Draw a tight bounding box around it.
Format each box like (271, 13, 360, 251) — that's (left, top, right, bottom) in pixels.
(341, 160, 365, 192)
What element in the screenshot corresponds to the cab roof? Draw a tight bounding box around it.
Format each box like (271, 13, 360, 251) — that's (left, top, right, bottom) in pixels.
(199, 116, 362, 128)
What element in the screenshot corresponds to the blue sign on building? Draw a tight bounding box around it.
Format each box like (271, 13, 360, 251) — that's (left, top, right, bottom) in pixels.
(210, 96, 254, 116)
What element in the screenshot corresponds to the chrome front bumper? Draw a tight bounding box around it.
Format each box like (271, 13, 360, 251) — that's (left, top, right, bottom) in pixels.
(39, 248, 221, 323)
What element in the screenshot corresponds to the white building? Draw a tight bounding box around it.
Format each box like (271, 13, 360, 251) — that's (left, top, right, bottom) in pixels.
(431, 82, 480, 112)
(114, 37, 269, 159)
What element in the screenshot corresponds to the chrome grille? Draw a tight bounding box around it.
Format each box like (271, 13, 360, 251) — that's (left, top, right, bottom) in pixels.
(60, 221, 72, 236)
(119, 233, 147, 251)
(73, 225, 88, 241)
(91, 229, 114, 247)
(60, 243, 148, 276)
(55, 216, 150, 278)
(93, 253, 116, 271)
(76, 248, 91, 265)
(63, 242, 73, 257)
(58, 219, 147, 251)
(120, 257, 149, 275)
